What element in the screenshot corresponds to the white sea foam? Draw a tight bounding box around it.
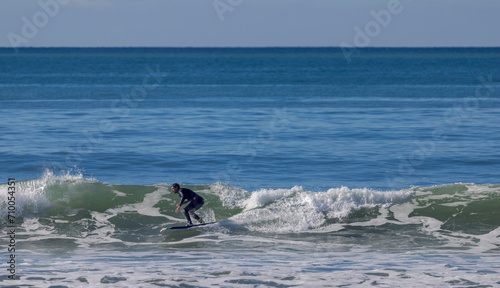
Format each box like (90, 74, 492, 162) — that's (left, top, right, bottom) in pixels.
(8, 248, 500, 288)
(226, 185, 414, 233)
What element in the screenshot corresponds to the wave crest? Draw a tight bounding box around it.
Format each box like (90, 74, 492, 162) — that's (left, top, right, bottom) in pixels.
(1, 172, 499, 251)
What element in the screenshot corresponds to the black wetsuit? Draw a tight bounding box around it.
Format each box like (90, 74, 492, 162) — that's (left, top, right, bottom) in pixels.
(178, 188, 204, 224)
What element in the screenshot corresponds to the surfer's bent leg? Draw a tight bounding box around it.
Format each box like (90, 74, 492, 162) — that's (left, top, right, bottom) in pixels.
(184, 197, 204, 224)
(182, 204, 193, 224)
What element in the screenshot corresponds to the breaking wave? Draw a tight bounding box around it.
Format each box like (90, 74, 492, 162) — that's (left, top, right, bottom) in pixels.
(1, 171, 499, 252)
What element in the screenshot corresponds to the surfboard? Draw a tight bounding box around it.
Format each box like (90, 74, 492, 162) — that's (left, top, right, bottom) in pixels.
(160, 222, 216, 233)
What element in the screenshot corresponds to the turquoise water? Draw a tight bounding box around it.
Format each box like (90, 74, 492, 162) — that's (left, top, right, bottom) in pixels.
(1, 48, 500, 286)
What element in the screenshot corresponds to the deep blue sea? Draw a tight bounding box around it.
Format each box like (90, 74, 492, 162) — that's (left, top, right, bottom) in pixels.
(1, 48, 500, 287)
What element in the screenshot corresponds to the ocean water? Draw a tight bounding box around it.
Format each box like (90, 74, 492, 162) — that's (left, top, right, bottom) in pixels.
(1, 48, 500, 287)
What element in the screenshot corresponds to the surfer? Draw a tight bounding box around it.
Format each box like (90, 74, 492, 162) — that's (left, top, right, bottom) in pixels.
(171, 183, 205, 226)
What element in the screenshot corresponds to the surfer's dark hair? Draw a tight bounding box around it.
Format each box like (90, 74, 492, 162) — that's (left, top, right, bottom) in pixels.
(172, 183, 180, 189)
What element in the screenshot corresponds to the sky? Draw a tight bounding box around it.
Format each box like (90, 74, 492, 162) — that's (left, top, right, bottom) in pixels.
(1, 0, 499, 48)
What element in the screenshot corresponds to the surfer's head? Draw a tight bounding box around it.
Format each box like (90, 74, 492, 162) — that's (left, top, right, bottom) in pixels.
(171, 183, 180, 193)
